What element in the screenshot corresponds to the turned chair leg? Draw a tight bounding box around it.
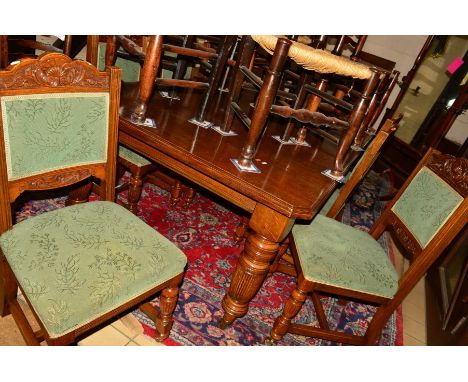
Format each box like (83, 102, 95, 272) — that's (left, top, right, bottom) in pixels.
(268, 238, 290, 273)
(269, 280, 308, 342)
(234, 216, 249, 242)
(66, 182, 93, 206)
(140, 285, 180, 342)
(182, 186, 196, 208)
(0, 254, 18, 317)
(127, 172, 144, 215)
(132, 36, 163, 123)
(170, 181, 183, 206)
(155, 285, 180, 341)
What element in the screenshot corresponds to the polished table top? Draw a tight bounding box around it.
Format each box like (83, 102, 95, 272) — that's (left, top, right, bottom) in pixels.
(119, 83, 338, 220)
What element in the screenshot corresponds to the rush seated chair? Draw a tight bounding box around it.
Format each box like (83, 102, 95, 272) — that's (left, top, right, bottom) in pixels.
(267, 148, 468, 345)
(0, 53, 187, 345)
(218, 35, 383, 178)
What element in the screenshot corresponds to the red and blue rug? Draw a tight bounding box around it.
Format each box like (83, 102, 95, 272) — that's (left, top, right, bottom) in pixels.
(15, 171, 403, 346)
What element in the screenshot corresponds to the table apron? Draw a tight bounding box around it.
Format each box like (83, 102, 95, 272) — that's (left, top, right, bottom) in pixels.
(119, 132, 257, 213)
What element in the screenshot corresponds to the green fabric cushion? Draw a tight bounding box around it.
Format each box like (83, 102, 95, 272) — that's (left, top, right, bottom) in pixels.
(0, 201, 186, 338)
(292, 214, 398, 298)
(1, 93, 109, 181)
(391, 167, 462, 248)
(119, 145, 152, 167)
(98, 42, 141, 83)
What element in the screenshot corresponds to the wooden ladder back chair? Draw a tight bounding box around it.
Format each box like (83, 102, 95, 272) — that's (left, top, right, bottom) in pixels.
(301, 69, 399, 153)
(289, 41, 398, 157)
(82, 36, 196, 212)
(104, 35, 236, 127)
(268, 115, 402, 276)
(330, 35, 368, 60)
(268, 147, 468, 345)
(219, 35, 382, 177)
(352, 70, 400, 149)
(0, 35, 73, 69)
(251, 35, 367, 106)
(0, 53, 187, 345)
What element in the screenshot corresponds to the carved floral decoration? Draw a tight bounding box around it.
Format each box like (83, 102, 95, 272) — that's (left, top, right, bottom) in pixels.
(428, 154, 468, 196)
(0, 54, 109, 90)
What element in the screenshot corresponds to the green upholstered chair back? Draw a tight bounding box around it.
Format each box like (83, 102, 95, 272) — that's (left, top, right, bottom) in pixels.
(391, 166, 463, 248)
(381, 149, 467, 258)
(0, 53, 121, 232)
(1, 93, 109, 181)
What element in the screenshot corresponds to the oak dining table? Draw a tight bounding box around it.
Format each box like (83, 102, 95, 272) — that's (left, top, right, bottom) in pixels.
(117, 83, 338, 327)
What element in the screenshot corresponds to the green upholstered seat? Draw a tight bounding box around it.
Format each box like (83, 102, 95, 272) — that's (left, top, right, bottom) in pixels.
(0, 201, 186, 339)
(119, 145, 152, 167)
(292, 214, 398, 298)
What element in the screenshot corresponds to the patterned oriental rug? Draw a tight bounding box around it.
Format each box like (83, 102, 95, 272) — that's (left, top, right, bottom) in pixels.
(15, 171, 403, 346)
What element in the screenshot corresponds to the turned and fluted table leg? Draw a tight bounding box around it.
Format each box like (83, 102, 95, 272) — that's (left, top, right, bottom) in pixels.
(220, 204, 294, 327)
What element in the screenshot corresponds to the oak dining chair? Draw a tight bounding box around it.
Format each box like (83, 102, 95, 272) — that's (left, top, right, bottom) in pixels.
(0, 53, 187, 345)
(267, 147, 467, 345)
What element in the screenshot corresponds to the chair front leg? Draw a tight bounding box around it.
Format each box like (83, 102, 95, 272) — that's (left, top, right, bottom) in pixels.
(182, 185, 196, 208)
(127, 171, 144, 215)
(154, 285, 180, 341)
(234, 216, 249, 243)
(268, 237, 290, 273)
(66, 181, 93, 206)
(0, 252, 17, 317)
(170, 181, 183, 206)
(269, 277, 309, 342)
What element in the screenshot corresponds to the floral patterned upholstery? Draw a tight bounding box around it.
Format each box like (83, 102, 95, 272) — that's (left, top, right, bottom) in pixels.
(119, 145, 152, 167)
(0, 201, 187, 338)
(391, 167, 463, 248)
(292, 214, 398, 298)
(1, 93, 109, 181)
